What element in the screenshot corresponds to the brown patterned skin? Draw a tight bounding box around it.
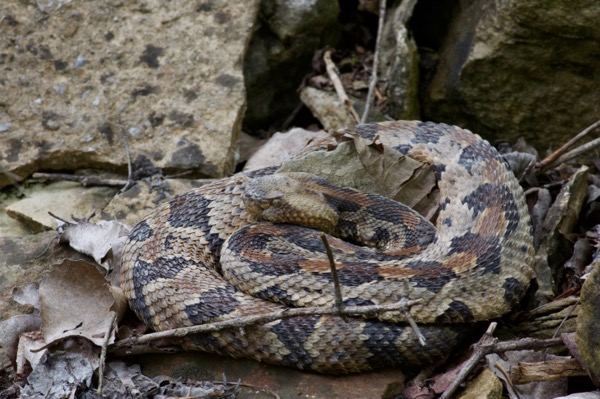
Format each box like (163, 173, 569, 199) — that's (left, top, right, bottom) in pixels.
(120, 121, 534, 373)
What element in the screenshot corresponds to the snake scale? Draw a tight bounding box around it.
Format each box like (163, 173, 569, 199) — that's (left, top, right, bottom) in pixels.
(120, 121, 534, 373)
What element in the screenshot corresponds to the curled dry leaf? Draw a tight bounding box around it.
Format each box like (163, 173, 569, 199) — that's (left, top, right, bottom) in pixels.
(0, 314, 41, 364)
(0, 282, 42, 364)
(502, 151, 537, 185)
(16, 331, 47, 376)
(534, 166, 590, 302)
(39, 260, 117, 348)
(351, 130, 437, 218)
(58, 220, 131, 272)
(279, 129, 436, 219)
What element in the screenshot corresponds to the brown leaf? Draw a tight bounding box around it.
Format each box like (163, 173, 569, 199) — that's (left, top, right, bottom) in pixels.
(39, 260, 116, 347)
(0, 314, 41, 364)
(58, 220, 130, 272)
(279, 130, 437, 219)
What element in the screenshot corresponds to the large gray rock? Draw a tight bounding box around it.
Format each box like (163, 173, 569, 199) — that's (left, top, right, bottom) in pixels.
(423, 0, 600, 150)
(0, 0, 260, 190)
(243, 0, 340, 129)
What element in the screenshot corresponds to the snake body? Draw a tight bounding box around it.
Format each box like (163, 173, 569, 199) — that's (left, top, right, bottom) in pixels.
(120, 121, 534, 373)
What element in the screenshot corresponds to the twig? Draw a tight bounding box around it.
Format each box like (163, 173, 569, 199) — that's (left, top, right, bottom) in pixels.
(439, 323, 498, 399)
(320, 234, 345, 316)
(536, 119, 600, 170)
(552, 137, 600, 167)
(323, 49, 360, 124)
(111, 299, 422, 350)
(97, 312, 117, 396)
(400, 288, 426, 346)
(439, 322, 564, 399)
(361, 0, 386, 124)
(32, 172, 128, 187)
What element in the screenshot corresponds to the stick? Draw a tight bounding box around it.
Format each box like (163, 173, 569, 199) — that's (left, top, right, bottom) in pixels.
(551, 137, 600, 167)
(97, 312, 117, 396)
(320, 234, 345, 316)
(111, 299, 422, 350)
(32, 172, 128, 187)
(536, 119, 600, 170)
(401, 298, 426, 345)
(323, 49, 360, 124)
(360, 0, 386, 124)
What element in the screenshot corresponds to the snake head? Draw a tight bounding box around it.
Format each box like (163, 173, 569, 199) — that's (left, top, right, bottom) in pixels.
(242, 173, 339, 233)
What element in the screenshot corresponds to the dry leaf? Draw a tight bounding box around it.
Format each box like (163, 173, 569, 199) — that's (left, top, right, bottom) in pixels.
(101, 361, 159, 398)
(279, 132, 437, 220)
(0, 282, 42, 364)
(0, 314, 41, 364)
(58, 220, 131, 271)
(351, 131, 438, 217)
(535, 166, 590, 303)
(20, 351, 98, 399)
(16, 331, 47, 375)
(39, 260, 116, 347)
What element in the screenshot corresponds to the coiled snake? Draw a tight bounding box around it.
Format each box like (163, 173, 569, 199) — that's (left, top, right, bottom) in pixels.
(120, 121, 534, 373)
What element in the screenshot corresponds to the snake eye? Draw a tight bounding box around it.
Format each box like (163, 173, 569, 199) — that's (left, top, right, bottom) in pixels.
(271, 198, 283, 208)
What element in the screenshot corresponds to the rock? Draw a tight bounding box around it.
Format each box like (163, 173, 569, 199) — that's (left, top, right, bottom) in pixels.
(138, 352, 405, 399)
(0, 0, 260, 190)
(5, 181, 117, 233)
(457, 368, 502, 399)
(238, 132, 268, 166)
(0, 187, 35, 237)
(243, 127, 330, 171)
(379, 1, 420, 120)
(243, 0, 340, 129)
(422, 0, 600, 150)
(299, 87, 356, 131)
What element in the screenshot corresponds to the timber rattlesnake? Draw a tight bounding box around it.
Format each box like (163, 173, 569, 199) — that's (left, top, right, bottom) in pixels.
(120, 121, 534, 373)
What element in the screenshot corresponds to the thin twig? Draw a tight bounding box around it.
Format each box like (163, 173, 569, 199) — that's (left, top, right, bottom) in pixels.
(32, 172, 128, 187)
(439, 322, 564, 399)
(552, 137, 600, 167)
(361, 0, 386, 124)
(111, 299, 422, 350)
(323, 49, 360, 124)
(440, 323, 498, 399)
(320, 234, 345, 316)
(401, 297, 426, 345)
(97, 312, 117, 396)
(536, 119, 600, 170)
